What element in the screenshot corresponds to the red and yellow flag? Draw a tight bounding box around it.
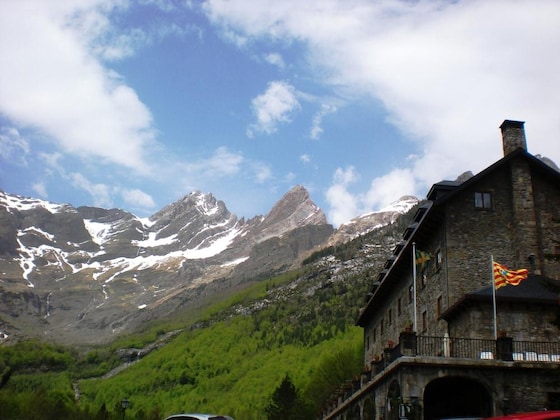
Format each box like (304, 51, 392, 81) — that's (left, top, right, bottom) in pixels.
(493, 261, 528, 289)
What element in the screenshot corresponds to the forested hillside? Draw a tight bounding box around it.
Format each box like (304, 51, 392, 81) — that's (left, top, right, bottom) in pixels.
(0, 206, 417, 419)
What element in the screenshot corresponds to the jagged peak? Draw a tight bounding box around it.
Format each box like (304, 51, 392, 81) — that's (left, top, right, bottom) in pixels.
(535, 154, 560, 171)
(331, 196, 418, 244)
(151, 190, 231, 223)
(264, 185, 325, 225)
(454, 171, 474, 183)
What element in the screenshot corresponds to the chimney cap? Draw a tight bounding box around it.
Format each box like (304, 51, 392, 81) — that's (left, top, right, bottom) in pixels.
(500, 119, 527, 155)
(500, 119, 525, 130)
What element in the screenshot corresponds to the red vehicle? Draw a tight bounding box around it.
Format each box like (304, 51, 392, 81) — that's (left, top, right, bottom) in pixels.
(485, 411, 560, 420)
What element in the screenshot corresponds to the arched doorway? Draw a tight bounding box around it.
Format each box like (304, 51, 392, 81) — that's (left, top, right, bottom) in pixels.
(362, 394, 376, 420)
(351, 403, 361, 419)
(424, 376, 492, 420)
(386, 380, 401, 420)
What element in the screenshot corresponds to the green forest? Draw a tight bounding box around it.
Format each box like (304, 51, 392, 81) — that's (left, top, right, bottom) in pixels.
(0, 213, 412, 419)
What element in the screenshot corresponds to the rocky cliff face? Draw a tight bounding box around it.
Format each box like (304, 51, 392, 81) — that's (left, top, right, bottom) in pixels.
(0, 187, 333, 344)
(331, 196, 419, 244)
(0, 186, 416, 345)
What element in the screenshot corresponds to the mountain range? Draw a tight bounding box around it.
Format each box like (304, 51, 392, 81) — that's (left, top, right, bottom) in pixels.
(0, 186, 417, 345)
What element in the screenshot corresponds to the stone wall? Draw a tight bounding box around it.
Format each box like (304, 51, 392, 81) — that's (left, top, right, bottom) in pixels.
(532, 168, 560, 279)
(328, 359, 560, 420)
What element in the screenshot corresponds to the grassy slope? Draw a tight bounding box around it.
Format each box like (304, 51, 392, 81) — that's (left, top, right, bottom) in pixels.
(78, 268, 365, 419)
(79, 321, 362, 419)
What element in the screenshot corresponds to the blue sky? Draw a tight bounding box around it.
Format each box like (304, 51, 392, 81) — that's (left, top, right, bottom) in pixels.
(1, 0, 559, 227)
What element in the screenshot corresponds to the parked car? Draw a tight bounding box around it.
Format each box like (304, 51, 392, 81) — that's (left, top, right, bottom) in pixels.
(164, 414, 234, 420)
(484, 411, 560, 420)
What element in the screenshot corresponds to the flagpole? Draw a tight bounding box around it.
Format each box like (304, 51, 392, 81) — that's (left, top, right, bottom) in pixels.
(491, 254, 498, 340)
(412, 242, 417, 333)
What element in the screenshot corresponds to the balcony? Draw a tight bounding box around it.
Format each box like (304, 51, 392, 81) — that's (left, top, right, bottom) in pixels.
(388, 333, 560, 363)
(322, 332, 560, 419)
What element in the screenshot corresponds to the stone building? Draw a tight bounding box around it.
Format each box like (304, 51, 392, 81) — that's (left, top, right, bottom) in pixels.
(322, 120, 560, 420)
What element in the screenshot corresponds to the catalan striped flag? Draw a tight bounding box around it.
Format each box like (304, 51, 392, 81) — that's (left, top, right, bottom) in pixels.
(493, 261, 528, 289)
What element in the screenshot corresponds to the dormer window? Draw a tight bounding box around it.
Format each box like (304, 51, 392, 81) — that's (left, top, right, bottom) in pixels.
(474, 192, 492, 209)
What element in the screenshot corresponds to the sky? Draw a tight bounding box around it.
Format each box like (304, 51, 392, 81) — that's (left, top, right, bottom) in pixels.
(0, 0, 559, 227)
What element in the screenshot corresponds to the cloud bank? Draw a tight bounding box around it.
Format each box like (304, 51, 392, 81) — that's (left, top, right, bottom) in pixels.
(1, 0, 559, 227)
(204, 0, 560, 225)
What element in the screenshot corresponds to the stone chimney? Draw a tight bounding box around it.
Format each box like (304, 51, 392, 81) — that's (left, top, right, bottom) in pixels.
(500, 120, 527, 155)
(500, 119, 540, 274)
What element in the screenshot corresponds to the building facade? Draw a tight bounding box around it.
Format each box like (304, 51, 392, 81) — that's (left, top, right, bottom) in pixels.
(322, 120, 560, 420)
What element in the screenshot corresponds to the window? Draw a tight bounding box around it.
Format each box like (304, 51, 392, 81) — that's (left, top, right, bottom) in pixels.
(373, 328, 377, 343)
(437, 295, 443, 317)
(434, 250, 442, 271)
(474, 192, 492, 209)
(421, 311, 427, 332)
(388, 308, 392, 325)
(397, 297, 402, 316)
(547, 392, 560, 410)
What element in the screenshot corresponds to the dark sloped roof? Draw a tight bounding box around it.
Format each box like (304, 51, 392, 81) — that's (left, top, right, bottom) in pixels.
(442, 275, 560, 321)
(429, 149, 560, 206)
(357, 146, 560, 327)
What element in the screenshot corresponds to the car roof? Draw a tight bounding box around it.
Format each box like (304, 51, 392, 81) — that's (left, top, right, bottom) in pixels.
(485, 411, 560, 420)
(164, 415, 234, 420)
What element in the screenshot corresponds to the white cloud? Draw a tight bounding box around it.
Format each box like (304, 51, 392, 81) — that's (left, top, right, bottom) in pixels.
(39, 152, 65, 177)
(252, 163, 273, 183)
(183, 146, 244, 178)
(325, 166, 416, 227)
(310, 103, 337, 140)
(247, 80, 301, 137)
(300, 154, 311, 164)
(325, 166, 360, 227)
(32, 182, 48, 199)
(0, 127, 29, 166)
(265, 52, 286, 69)
(204, 0, 560, 220)
(0, 1, 157, 174)
(69, 173, 112, 208)
(122, 188, 156, 208)
(364, 168, 416, 210)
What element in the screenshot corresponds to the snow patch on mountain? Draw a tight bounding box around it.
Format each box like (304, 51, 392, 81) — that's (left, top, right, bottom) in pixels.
(195, 192, 221, 216)
(0, 191, 69, 214)
(331, 196, 419, 243)
(221, 257, 250, 267)
(83, 220, 112, 245)
(134, 232, 178, 248)
(23, 226, 55, 242)
(0, 186, 335, 344)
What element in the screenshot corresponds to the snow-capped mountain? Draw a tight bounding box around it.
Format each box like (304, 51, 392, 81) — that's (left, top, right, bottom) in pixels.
(0, 186, 332, 344)
(331, 196, 419, 243)
(0, 186, 415, 345)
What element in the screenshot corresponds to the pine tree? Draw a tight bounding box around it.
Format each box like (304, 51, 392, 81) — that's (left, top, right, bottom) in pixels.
(265, 374, 309, 420)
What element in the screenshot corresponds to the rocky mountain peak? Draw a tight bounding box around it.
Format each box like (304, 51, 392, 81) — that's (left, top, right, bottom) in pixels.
(254, 185, 328, 240)
(330, 196, 419, 244)
(0, 185, 414, 345)
(0, 186, 335, 344)
(151, 191, 230, 226)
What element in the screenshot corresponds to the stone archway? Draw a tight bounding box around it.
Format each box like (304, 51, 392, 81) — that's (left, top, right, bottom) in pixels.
(386, 380, 401, 420)
(350, 403, 361, 419)
(423, 376, 492, 420)
(362, 394, 376, 420)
